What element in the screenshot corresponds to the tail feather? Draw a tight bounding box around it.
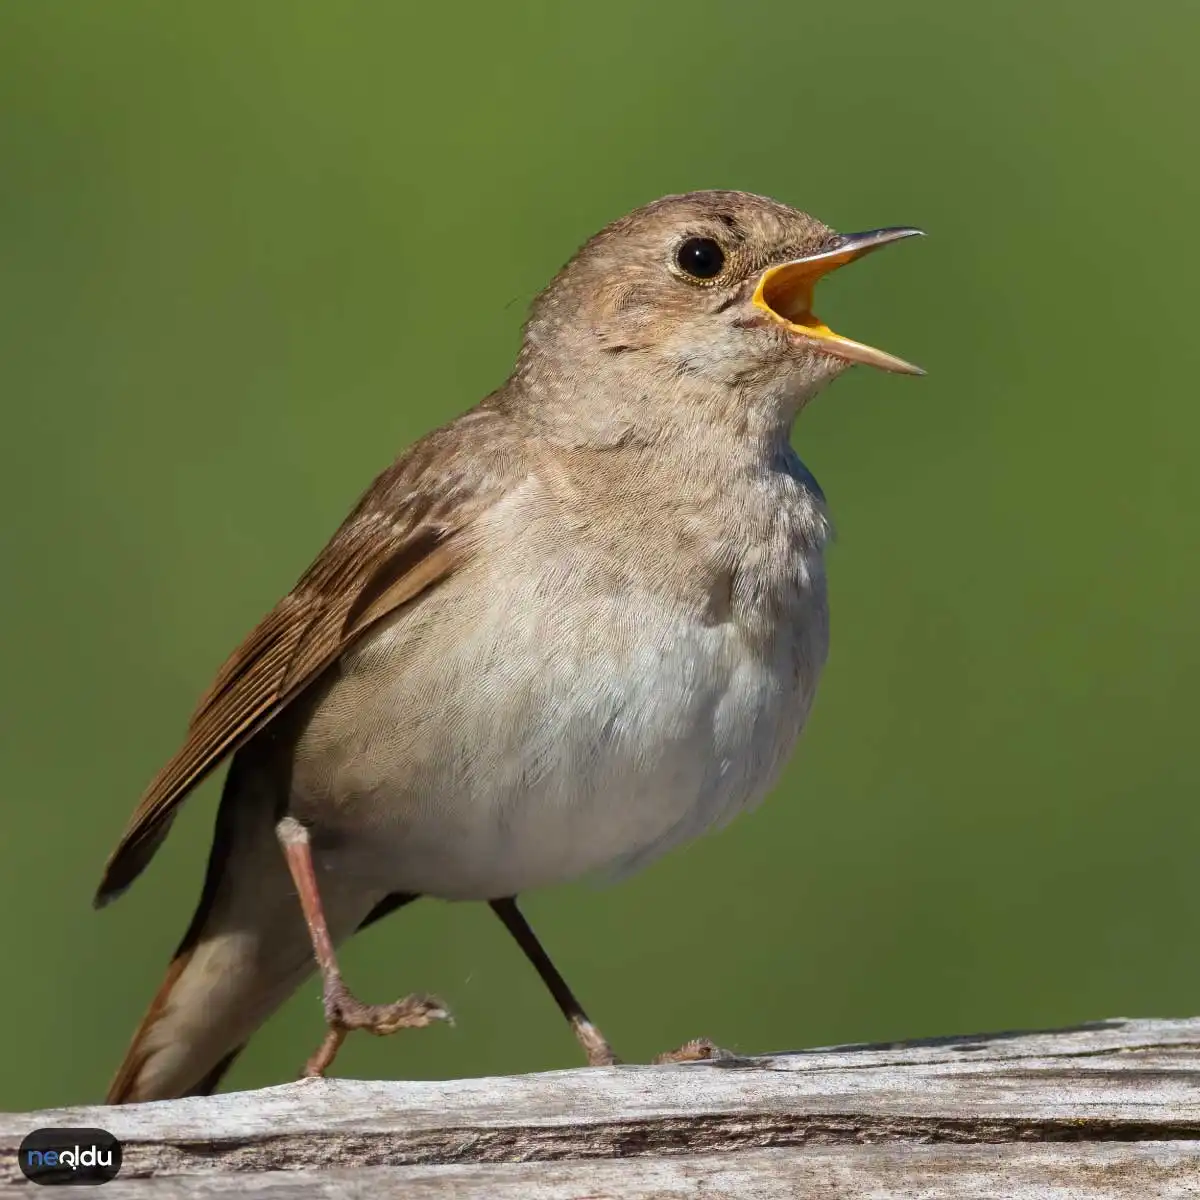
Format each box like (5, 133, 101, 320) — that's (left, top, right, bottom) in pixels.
(106, 953, 195, 1104)
(104, 915, 318, 1103)
(106, 893, 416, 1103)
(183, 1046, 247, 1099)
(107, 956, 246, 1102)
(104, 755, 383, 1104)
(112, 894, 420, 1101)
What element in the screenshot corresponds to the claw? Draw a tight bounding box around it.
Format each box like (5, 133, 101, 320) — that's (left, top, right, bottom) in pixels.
(367, 994, 452, 1036)
(652, 1037, 733, 1064)
(301, 978, 451, 1078)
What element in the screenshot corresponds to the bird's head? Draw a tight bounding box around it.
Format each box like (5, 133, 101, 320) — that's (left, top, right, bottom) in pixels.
(515, 190, 922, 441)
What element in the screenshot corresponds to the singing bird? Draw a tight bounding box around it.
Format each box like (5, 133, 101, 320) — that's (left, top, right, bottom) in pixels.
(96, 190, 923, 1102)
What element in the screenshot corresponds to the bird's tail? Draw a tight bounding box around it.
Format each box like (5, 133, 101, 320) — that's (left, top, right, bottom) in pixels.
(106, 762, 378, 1104)
(105, 940, 257, 1103)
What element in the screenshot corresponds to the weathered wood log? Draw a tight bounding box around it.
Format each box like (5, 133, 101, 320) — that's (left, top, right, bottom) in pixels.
(3, 1016, 1199, 1197)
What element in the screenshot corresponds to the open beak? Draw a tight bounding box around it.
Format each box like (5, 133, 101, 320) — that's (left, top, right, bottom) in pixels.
(752, 227, 925, 375)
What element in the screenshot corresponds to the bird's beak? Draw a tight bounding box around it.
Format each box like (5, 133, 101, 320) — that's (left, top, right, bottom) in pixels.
(752, 227, 925, 375)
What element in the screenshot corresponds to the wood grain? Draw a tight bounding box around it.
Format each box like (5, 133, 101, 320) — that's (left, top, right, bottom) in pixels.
(3, 1016, 1198, 1197)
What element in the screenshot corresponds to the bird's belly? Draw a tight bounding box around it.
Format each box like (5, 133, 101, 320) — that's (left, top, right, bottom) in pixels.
(294, 575, 824, 900)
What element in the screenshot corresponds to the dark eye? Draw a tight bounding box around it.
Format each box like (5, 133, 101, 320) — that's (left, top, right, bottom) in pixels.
(675, 237, 725, 280)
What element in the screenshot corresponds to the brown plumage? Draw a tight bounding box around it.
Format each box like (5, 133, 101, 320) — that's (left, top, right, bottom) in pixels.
(97, 190, 922, 1103)
(96, 428, 500, 905)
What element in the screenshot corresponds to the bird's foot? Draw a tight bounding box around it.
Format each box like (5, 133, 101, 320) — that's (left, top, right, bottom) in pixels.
(572, 1016, 622, 1066)
(652, 1037, 734, 1064)
(301, 975, 450, 1077)
(325, 980, 451, 1036)
(571, 1017, 729, 1065)
(573, 1024, 733, 1067)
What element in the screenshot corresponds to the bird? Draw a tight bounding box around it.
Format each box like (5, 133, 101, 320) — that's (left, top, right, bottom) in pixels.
(95, 189, 923, 1103)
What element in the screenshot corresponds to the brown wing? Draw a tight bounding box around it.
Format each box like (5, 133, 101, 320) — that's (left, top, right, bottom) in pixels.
(95, 414, 513, 906)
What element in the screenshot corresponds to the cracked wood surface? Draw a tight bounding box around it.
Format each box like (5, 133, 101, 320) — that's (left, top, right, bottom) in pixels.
(2, 1016, 1199, 1197)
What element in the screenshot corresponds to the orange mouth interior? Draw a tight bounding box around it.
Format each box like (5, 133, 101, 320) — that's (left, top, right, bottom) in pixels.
(748, 254, 854, 343)
(749, 245, 924, 376)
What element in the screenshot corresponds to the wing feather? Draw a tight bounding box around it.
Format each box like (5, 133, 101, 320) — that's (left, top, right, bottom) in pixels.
(95, 418, 510, 906)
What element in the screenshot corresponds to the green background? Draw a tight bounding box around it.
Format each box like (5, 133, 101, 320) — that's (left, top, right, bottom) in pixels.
(2, 1, 1198, 1112)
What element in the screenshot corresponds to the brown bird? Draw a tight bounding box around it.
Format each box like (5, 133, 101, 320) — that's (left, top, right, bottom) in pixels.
(96, 190, 922, 1103)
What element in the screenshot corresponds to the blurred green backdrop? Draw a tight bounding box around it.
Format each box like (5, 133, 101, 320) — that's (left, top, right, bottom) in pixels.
(3, 0, 1198, 1112)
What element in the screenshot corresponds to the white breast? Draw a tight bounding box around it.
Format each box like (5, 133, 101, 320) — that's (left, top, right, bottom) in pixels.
(300, 461, 832, 900)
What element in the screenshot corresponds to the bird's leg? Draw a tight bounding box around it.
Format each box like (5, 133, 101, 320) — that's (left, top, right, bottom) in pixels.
(489, 898, 620, 1066)
(489, 898, 734, 1067)
(277, 817, 449, 1078)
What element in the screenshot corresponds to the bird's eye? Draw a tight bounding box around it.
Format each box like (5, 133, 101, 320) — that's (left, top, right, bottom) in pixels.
(675, 237, 725, 280)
